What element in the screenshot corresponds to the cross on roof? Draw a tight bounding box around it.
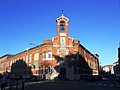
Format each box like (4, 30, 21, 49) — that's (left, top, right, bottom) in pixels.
(61, 9, 64, 15)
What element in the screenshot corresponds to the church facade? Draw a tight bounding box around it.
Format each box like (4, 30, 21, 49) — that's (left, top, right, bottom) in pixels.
(0, 14, 99, 79)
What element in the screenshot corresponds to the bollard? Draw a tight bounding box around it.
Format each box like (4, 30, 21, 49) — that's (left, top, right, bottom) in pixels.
(9, 82, 11, 90)
(16, 80, 18, 90)
(22, 80, 24, 90)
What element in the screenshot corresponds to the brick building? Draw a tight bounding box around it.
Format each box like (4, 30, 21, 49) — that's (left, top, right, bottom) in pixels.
(0, 14, 99, 79)
(0, 54, 12, 73)
(113, 46, 120, 75)
(113, 61, 119, 75)
(102, 65, 113, 74)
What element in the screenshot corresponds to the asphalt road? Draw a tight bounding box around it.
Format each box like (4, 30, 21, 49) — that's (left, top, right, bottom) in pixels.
(5, 80, 120, 90)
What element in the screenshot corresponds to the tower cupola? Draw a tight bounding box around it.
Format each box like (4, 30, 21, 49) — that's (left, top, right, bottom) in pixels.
(56, 14, 69, 37)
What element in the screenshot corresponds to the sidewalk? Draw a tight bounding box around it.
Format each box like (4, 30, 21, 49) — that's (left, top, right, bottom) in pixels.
(4, 80, 54, 90)
(3, 80, 120, 90)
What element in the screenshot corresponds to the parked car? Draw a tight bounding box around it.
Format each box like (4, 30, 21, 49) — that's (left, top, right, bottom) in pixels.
(85, 75, 94, 81)
(29, 75, 38, 82)
(93, 75, 102, 81)
(10, 75, 23, 80)
(22, 75, 31, 82)
(116, 74, 120, 82)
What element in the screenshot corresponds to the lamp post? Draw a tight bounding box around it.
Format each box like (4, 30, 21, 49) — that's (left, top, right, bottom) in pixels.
(118, 46, 120, 75)
(99, 62, 102, 75)
(29, 43, 42, 80)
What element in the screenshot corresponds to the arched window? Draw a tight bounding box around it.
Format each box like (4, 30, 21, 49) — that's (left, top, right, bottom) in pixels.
(48, 52, 52, 58)
(34, 53, 39, 61)
(29, 54, 32, 62)
(26, 56, 28, 63)
(44, 52, 46, 59)
(60, 21, 65, 33)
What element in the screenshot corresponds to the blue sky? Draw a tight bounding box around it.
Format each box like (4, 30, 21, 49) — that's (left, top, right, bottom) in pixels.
(0, 0, 120, 66)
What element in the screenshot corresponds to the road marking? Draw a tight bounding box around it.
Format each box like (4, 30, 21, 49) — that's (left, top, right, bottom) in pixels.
(98, 83, 102, 86)
(84, 82, 118, 88)
(87, 83, 92, 85)
(103, 84, 107, 86)
(92, 83, 96, 85)
(110, 84, 114, 87)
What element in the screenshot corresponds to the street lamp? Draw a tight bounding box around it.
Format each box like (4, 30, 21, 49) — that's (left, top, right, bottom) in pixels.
(29, 43, 42, 80)
(99, 62, 102, 75)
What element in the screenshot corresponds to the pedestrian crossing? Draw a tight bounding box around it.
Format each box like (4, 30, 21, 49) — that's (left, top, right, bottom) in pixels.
(83, 82, 119, 87)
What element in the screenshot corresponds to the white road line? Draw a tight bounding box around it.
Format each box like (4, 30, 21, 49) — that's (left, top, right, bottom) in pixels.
(92, 83, 96, 85)
(103, 84, 107, 86)
(85, 82, 120, 87)
(87, 83, 91, 85)
(98, 83, 102, 86)
(110, 84, 114, 87)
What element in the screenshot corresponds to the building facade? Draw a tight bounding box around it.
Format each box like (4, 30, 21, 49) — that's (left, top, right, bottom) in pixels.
(113, 61, 119, 75)
(102, 65, 113, 74)
(113, 47, 120, 75)
(0, 54, 12, 73)
(0, 14, 99, 79)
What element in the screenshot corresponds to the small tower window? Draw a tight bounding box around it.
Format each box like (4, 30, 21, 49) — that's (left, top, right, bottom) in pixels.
(60, 21, 65, 33)
(60, 37, 66, 44)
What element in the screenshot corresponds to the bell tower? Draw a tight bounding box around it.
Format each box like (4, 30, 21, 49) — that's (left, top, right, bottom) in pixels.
(56, 13, 69, 45)
(56, 13, 69, 57)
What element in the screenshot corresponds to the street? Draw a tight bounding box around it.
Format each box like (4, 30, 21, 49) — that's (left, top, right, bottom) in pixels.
(5, 80, 120, 90)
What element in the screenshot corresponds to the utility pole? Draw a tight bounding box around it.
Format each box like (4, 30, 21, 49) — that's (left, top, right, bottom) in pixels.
(29, 43, 42, 80)
(118, 42, 120, 75)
